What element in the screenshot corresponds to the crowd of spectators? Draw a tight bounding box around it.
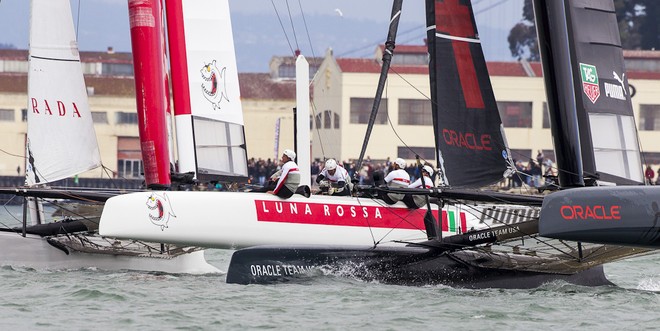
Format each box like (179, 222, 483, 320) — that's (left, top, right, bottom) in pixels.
(247, 157, 426, 187)
(248, 152, 660, 190)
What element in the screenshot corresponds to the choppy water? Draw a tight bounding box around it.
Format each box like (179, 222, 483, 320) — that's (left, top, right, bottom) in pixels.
(1, 204, 660, 330)
(1, 249, 659, 330)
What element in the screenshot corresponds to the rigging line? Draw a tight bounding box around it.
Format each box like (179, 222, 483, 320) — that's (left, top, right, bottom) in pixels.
(308, 99, 326, 158)
(337, 24, 426, 58)
(353, 194, 429, 248)
(387, 65, 551, 189)
(271, 0, 295, 56)
(75, 0, 81, 42)
(383, 72, 433, 166)
(473, 0, 510, 15)
(450, 199, 579, 259)
(1, 197, 23, 229)
(100, 164, 121, 189)
(0, 148, 26, 159)
(297, 0, 317, 65)
(48, 200, 102, 225)
(285, 0, 300, 52)
(353, 195, 379, 248)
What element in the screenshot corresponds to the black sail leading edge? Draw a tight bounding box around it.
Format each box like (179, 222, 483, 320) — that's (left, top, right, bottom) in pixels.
(425, 0, 511, 188)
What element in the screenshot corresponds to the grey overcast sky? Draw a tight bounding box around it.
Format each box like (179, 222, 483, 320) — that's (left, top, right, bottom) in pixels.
(0, 0, 524, 72)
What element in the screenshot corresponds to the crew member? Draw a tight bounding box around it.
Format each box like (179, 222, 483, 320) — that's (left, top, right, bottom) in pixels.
(316, 159, 351, 196)
(404, 165, 435, 209)
(381, 158, 410, 204)
(266, 149, 300, 199)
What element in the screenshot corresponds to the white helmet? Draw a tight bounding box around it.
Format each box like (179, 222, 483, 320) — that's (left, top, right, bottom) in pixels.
(422, 165, 434, 176)
(283, 149, 296, 160)
(395, 158, 406, 169)
(325, 159, 337, 170)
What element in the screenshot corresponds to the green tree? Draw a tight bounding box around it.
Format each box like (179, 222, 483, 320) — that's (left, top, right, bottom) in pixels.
(507, 0, 537, 61)
(508, 0, 659, 61)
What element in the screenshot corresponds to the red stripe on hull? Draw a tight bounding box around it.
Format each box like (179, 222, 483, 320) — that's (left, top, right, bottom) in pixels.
(255, 200, 434, 230)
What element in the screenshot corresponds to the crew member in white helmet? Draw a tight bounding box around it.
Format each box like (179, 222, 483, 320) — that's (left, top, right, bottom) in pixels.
(404, 165, 435, 208)
(381, 158, 410, 204)
(315, 158, 351, 196)
(266, 149, 300, 199)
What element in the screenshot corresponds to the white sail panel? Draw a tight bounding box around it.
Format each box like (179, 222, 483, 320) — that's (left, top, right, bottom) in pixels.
(176, 0, 247, 181)
(26, 0, 101, 185)
(589, 113, 642, 182)
(181, 0, 243, 125)
(194, 117, 248, 178)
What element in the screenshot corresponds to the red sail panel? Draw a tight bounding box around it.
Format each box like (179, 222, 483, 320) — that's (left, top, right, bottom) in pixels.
(128, 0, 171, 188)
(425, 0, 509, 188)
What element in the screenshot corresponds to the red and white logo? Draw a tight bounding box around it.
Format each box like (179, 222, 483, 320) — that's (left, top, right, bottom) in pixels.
(146, 192, 176, 230)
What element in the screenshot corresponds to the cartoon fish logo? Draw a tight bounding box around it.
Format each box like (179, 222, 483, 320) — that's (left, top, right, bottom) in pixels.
(146, 192, 176, 231)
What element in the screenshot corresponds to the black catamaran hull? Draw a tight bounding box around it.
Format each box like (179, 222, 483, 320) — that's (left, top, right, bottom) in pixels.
(226, 245, 612, 288)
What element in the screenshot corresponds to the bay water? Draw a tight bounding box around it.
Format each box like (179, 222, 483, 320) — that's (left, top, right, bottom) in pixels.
(1, 206, 659, 330)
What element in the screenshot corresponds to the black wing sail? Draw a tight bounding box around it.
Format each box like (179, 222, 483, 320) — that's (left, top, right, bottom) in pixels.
(536, 0, 643, 186)
(568, 0, 643, 184)
(425, 0, 510, 188)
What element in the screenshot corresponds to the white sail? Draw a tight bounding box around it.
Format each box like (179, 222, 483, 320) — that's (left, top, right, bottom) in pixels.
(174, 0, 247, 180)
(25, 0, 101, 185)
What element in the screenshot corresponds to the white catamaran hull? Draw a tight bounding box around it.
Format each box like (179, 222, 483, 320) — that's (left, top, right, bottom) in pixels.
(0, 231, 219, 273)
(99, 191, 481, 249)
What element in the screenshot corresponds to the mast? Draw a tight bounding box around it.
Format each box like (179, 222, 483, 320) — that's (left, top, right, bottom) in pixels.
(127, 0, 171, 189)
(355, 0, 403, 173)
(533, 0, 584, 188)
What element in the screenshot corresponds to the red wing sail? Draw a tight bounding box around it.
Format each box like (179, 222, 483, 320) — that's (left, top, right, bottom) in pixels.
(425, 0, 510, 188)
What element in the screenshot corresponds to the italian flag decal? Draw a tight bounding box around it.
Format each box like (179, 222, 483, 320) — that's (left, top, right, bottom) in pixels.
(579, 63, 600, 104)
(443, 210, 467, 233)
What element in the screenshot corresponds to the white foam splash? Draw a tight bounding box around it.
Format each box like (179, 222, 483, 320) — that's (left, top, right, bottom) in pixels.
(636, 278, 660, 292)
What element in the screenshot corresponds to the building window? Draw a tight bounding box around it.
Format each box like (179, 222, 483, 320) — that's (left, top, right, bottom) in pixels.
(639, 104, 660, 131)
(278, 64, 295, 79)
(350, 98, 388, 124)
(315, 113, 322, 129)
(397, 146, 435, 161)
(21, 108, 27, 122)
(102, 63, 134, 76)
(542, 102, 550, 129)
(117, 137, 143, 179)
(334, 113, 340, 129)
(116, 112, 138, 125)
(0, 109, 15, 121)
(91, 111, 108, 124)
(399, 99, 432, 125)
(117, 159, 143, 179)
(391, 54, 427, 65)
(323, 110, 332, 129)
(642, 152, 660, 165)
(497, 101, 532, 128)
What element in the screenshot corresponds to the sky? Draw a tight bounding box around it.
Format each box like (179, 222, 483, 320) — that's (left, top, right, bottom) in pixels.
(0, 0, 524, 72)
